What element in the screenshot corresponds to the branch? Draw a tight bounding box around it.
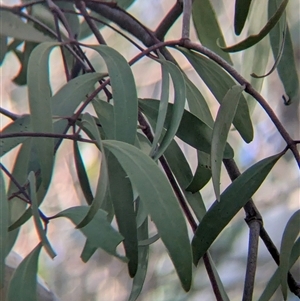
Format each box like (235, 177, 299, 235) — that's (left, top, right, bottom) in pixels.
(182, 0, 192, 39)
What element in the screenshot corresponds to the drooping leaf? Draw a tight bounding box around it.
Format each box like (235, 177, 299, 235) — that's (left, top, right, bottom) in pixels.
(139, 98, 234, 159)
(27, 42, 58, 190)
(0, 35, 7, 65)
(0, 169, 8, 287)
(0, 10, 53, 42)
(234, 0, 253, 35)
(211, 85, 245, 201)
(80, 240, 97, 263)
(192, 153, 282, 265)
(87, 45, 138, 144)
(219, 0, 289, 52)
(57, 2, 80, 37)
(179, 48, 253, 143)
(103, 140, 192, 291)
(7, 243, 42, 301)
(28, 172, 56, 259)
(279, 210, 300, 300)
(53, 206, 125, 260)
(192, 0, 232, 63)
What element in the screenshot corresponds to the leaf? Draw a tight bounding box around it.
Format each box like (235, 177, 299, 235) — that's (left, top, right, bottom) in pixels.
(192, 153, 282, 265)
(53, 206, 125, 260)
(27, 42, 58, 190)
(87, 45, 138, 144)
(152, 60, 186, 160)
(57, 2, 80, 37)
(0, 169, 8, 287)
(219, 0, 289, 52)
(179, 48, 253, 143)
(269, 0, 299, 101)
(0, 35, 7, 65)
(192, 0, 232, 63)
(279, 210, 300, 300)
(80, 240, 97, 263)
(7, 243, 42, 301)
(139, 98, 234, 159)
(76, 113, 108, 228)
(28, 172, 56, 258)
(234, 0, 252, 35)
(106, 153, 138, 277)
(258, 237, 300, 301)
(211, 85, 245, 201)
(103, 140, 192, 291)
(0, 10, 54, 42)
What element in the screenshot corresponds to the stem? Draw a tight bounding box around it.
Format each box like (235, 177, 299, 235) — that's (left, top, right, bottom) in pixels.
(182, 0, 192, 39)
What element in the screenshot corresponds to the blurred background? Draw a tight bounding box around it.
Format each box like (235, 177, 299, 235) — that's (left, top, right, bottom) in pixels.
(1, 0, 299, 300)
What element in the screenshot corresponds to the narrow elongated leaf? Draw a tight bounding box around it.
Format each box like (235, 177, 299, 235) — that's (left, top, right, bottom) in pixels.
(76, 113, 108, 228)
(258, 237, 300, 301)
(57, 2, 80, 37)
(234, 0, 252, 35)
(211, 85, 245, 201)
(87, 45, 138, 144)
(27, 42, 58, 190)
(103, 140, 192, 291)
(0, 170, 8, 287)
(0, 11, 53, 42)
(0, 35, 7, 65)
(269, 0, 299, 102)
(152, 61, 186, 160)
(7, 243, 42, 301)
(192, 153, 282, 265)
(220, 0, 289, 52)
(192, 0, 232, 63)
(106, 153, 138, 277)
(279, 210, 300, 300)
(28, 172, 56, 258)
(53, 206, 125, 260)
(80, 240, 97, 263)
(179, 48, 253, 143)
(139, 99, 234, 159)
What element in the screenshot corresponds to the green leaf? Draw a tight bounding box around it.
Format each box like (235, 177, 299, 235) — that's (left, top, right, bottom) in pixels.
(7, 243, 42, 301)
(80, 240, 97, 263)
(27, 42, 58, 190)
(234, 0, 252, 35)
(219, 0, 289, 52)
(0, 35, 7, 65)
(76, 113, 108, 228)
(192, 153, 282, 265)
(279, 210, 300, 300)
(103, 140, 192, 291)
(139, 98, 234, 159)
(106, 153, 138, 277)
(57, 2, 80, 37)
(28, 172, 56, 259)
(53, 206, 125, 260)
(269, 0, 299, 102)
(87, 45, 138, 144)
(192, 0, 232, 63)
(152, 60, 186, 160)
(179, 48, 253, 143)
(211, 85, 245, 201)
(258, 237, 300, 301)
(0, 10, 54, 42)
(0, 169, 8, 287)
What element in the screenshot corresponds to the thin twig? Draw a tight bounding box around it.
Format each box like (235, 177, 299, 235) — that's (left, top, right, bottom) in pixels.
(0, 107, 20, 121)
(182, 0, 192, 40)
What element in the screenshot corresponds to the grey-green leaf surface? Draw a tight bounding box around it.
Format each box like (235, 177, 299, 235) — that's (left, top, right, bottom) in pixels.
(28, 172, 56, 259)
(53, 206, 125, 260)
(57, 2, 80, 37)
(87, 45, 138, 144)
(179, 48, 253, 143)
(139, 99, 234, 159)
(76, 113, 108, 228)
(103, 140, 192, 291)
(192, 153, 282, 265)
(258, 237, 300, 301)
(192, 0, 232, 63)
(269, 0, 299, 102)
(27, 42, 57, 190)
(0, 170, 8, 287)
(234, 0, 252, 35)
(0, 10, 53, 42)
(219, 0, 289, 52)
(0, 35, 7, 65)
(211, 85, 245, 201)
(279, 210, 300, 300)
(7, 243, 42, 301)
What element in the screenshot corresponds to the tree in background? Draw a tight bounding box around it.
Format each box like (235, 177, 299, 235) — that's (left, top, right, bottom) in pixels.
(0, 0, 299, 300)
